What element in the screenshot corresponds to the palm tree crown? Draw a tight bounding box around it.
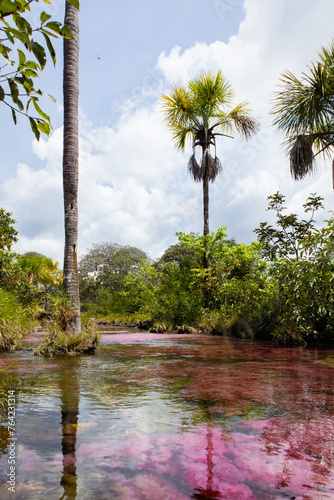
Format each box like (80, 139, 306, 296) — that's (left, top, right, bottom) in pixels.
(271, 40, 334, 183)
(161, 70, 259, 237)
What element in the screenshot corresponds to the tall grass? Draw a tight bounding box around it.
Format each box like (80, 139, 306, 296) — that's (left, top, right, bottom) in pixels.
(36, 296, 100, 356)
(0, 288, 33, 351)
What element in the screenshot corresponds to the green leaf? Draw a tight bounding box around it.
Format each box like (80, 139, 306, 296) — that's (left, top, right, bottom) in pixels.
(60, 25, 73, 39)
(67, 0, 80, 9)
(29, 117, 40, 140)
(21, 68, 38, 78)
(24, 60, 39, 70)
(32, 99, 50, 122)
(0, 86, 4, 101)
(22, 77, 33, 94)
(8, 78, 18, 102)
(37, 120, 51, 136)
(16, 96, 24, 111)
(6, 27, 30, 46)
(0, 0, 20, 15)
(5, 30, 14, 44)
(13, 13, 32, 35)
(43, 92, 56, 103)
(40, 11, 52, 24)
(40, 28, 59, 39)
(0, 43, 11, 59)
(17, 48, 25, 65)
(11, 108, 17, 125)
(42, 32, 56, 66)
(45, 21, 62, 34)
(31, 41, 46, 69)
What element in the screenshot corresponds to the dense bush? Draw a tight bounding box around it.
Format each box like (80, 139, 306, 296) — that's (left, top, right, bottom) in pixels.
(75, 194, 334, 346)
(0, 288, 33, 351)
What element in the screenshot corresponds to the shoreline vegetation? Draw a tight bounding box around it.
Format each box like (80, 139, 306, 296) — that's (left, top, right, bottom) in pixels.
(1, 191, 334, 355)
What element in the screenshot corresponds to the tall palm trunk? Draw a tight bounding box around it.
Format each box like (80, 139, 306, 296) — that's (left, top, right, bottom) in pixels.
(62, 0, 81, 332)
(202, 144, 210, 308)
(202, 167, 210, 267)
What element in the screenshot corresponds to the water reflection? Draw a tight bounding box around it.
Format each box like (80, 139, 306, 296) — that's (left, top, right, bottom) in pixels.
(0, 329, 333, 498)
(59, 367, 79, 500)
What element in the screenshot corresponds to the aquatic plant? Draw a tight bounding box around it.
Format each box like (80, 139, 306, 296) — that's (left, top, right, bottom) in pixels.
(35, 317, 100, 357)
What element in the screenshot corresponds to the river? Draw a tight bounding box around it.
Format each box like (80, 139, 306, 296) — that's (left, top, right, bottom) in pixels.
(0, 326, 334, 499)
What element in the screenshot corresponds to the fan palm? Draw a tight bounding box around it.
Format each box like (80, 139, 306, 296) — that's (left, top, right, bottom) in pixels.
(271, 40, 334, 185)
(161, 70, 259, 257)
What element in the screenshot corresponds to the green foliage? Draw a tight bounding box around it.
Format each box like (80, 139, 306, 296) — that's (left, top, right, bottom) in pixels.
(255, 194, 334, 344)
(161, 70, 259, 152)
(0, 0, 79, 139)
(271, 39, 334, 181)
(254, 192, 324, 260)
(0, 208, 18, 251)
(177, 227, 273, 327)
(36, 323, 99, 357)
(271, 216, 334, 344)
(77, 197, 334, 346)
(0, 288, 32, 351)
(79, 242, 149, 312)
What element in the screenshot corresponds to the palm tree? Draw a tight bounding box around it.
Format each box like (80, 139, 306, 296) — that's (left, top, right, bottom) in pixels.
(271, 40, 334, 185)
(161, 70, 259, 268)
(62, 0, 81, 332)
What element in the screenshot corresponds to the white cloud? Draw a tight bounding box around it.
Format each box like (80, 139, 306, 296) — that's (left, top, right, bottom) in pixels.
(3, 0, 334, 264)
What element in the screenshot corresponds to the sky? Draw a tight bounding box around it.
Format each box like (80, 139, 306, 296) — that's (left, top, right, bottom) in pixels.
(1, 0, 334, 265)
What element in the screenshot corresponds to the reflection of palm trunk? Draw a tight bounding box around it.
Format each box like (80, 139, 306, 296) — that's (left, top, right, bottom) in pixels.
(59, 370, 80, 500)
(205, 424, 214, 494)
(192, 424, 218, 499)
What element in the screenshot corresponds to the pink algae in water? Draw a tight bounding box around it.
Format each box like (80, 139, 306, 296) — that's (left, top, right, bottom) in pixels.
(73, 418, 334, 499)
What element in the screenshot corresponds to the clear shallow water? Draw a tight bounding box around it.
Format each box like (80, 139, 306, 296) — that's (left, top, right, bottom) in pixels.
(0, 327, 334, 499)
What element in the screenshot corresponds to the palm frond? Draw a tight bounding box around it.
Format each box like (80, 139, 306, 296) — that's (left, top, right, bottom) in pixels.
(161, 85, 195, 127)
(189, 70, 234, 115)
(271, 65, 334, 139)
(188, 154, 201, 181)
(201, 148, 222, 182)
(220, 102, 259, 139)
(170, 124, 194, 151)
(161, 70, 258, 154)
(289, 135, 315, 180)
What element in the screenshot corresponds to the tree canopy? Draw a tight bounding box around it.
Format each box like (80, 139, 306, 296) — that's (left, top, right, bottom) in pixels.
(0, 208, 18, 251)
(271, 39, 334, 184)
(161, 70, 259, 244)
(0, 0, 79, 139)
(79, 242, 149, 293)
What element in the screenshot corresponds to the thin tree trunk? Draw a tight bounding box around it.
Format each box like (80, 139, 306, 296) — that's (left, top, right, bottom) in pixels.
(62, 0, 81, 332)
(203, 172, 210, 237)
(202, 154, 210, 308)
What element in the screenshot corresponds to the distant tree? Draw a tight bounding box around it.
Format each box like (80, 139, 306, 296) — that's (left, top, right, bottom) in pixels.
(62, 0, 80, 332)
(19, 253, 62, 289)
(254, 192, 324, 260)
(0, 0, 78, 139)
(156, 243, 199, 270)
(271, 40, 334, 185)
(0, 208, 18, 251)
(161, 70, 259, 269)
(79, 242, 148, 293)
